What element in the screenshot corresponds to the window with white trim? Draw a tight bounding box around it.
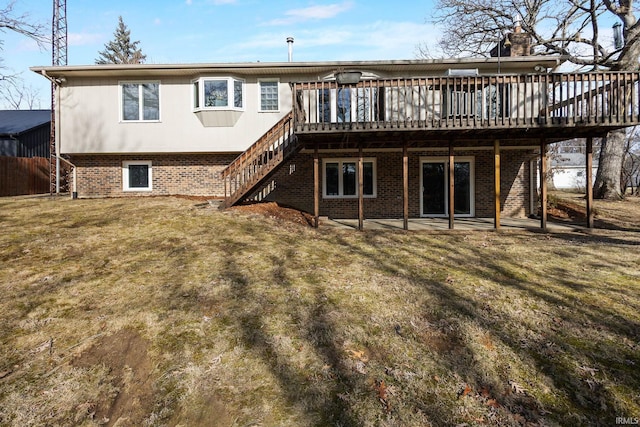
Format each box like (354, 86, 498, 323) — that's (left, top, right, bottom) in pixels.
(259, 80, 279, 111)
(123, 161, 152, 191)
(120, 82, 160, 121)
(323, 158, 376, 198)
(192, 77, 244, 110)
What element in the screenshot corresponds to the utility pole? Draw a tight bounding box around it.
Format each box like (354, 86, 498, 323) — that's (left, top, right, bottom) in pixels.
(50, 0, 67, 193)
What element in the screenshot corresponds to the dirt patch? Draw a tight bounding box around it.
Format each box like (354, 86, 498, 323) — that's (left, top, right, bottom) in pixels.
(548, 198, 587, 221)
(72, 329, 154, 426)
(229, 201, 314, 226)
(173, 194, 221, 202)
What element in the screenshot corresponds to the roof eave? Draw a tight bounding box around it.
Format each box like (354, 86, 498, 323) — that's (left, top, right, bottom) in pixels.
(30, 56, 567, 79)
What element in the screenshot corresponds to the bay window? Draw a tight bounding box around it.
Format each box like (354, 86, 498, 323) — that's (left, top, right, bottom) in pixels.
(193, 77, 244, 110)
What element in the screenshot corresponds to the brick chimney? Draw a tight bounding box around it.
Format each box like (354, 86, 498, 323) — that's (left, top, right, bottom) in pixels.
(490, 16, 532, 57)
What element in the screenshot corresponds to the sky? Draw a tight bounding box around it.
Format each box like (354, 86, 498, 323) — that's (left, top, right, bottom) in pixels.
(0, 0, 441, 109)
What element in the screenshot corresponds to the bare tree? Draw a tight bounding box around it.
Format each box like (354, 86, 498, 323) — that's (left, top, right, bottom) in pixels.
(425, 0, 640, 199)
(0, 77, 42, 109)
(0, 1, 47, 81)
(621, 127, 640, 193)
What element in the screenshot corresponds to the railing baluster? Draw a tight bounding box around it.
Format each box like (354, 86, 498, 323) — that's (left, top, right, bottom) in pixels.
(285, 71, 640, 150)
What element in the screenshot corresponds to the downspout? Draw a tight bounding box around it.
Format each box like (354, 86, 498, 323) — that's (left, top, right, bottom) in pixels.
(40, 70, 74, 197)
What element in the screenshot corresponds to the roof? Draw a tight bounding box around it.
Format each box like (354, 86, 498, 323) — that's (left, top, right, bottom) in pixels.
(30, 57, 565, 79)
(0, 110, 51, 135)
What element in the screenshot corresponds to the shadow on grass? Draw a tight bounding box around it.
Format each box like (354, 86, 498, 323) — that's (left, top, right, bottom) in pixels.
(334, 230, 640, 425)
(218, 235, 362, 426)
(168, 216, 640, 426)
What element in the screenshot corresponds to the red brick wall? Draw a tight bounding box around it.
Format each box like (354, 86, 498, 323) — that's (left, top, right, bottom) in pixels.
(71, 154, 237, 198)
(260, 148, 536, 218)
(70, 149, 535, 219)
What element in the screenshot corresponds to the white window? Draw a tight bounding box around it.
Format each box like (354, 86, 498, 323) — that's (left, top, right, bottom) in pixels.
(323, 158, 376, 198)
(123, 161, 152, 191)
(192, 77, 244, 111)
(259, 80, 279, 111)
(120, 82, 160, 121)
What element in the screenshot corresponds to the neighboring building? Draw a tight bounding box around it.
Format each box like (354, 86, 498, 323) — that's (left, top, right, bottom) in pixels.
(0, 110, 51, 158)
(30, 41, 640, 227)
(552, 152, 599, 190)
(0, 110, 51, 196)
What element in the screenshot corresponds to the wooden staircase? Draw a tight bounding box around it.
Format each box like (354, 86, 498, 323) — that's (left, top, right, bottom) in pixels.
(220, 111, 300, 208)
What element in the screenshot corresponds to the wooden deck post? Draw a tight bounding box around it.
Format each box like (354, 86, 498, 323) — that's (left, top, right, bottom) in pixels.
(224, 173, 228, 200)
(494, 139, 501, 230)
(540, 139, 548, 231)
(403, 144, 409, 230)
(313, 145, 319, 228)
(358, 145, 364, 231)
(586, 137, 594, 228)
(448, 141, 455, 230)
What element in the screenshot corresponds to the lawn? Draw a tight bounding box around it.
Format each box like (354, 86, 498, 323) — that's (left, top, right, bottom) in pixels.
(0, 195, 639, 426)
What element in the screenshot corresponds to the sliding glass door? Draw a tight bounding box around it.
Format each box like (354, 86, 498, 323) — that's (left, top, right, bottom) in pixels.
(421, 158, 474, 217)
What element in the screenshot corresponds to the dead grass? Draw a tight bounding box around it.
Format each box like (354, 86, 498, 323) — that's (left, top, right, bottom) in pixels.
(0, 195, 639, 426)
(548, 191, 640, 231)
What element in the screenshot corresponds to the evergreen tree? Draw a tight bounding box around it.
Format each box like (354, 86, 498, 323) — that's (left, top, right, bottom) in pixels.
(96, 16, 146, 64)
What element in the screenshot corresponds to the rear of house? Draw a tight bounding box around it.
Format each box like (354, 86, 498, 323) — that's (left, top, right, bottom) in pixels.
(31, 54, 640, 226)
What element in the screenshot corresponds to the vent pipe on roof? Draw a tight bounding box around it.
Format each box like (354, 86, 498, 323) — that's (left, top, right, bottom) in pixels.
(287, 37, 294, 62)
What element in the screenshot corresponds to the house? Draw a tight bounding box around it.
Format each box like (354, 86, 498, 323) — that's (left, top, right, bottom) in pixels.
(30, 41, 640, 229)
(552, 152, 599, 191)
(0, 110, 51, 158)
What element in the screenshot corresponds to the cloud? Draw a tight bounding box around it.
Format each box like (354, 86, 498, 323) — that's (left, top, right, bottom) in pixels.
(154, 18, 162, 25)
(185, 0, 192, 4)
(68, 32, 105, 47)
(265, 1, 354, 25)
(217, 20, 441, 62)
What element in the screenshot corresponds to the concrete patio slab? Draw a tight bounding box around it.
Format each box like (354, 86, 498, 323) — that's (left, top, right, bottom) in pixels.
(321, 217, 586, 232)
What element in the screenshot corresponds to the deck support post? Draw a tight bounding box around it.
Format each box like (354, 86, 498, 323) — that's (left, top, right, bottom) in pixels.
(540, 139, 548, 231)
(448, 141, 455, 230)
(313, 145, 319, 228)
(358, 145, 364, 231)
(403, 144, 409, 231)
(586, 137, 594, 228)
(494, 139, 501, 230)
(224, 174, 228, 201)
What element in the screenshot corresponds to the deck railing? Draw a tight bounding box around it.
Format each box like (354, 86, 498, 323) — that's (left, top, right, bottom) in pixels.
(220, 111, 298, 207)
(291, 71, 640, 132)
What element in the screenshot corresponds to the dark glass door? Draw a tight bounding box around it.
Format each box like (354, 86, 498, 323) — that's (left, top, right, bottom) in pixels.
(422, 161, 472, 216)
(422, 162, 446, 215)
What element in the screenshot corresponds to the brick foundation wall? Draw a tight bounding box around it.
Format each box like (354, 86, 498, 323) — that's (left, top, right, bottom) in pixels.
(71, 153, 237, 198)
(260, 148, 536, 219)
(70, 149, 536, 218)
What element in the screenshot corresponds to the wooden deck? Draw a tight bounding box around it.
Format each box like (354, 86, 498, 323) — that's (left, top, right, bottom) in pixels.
(292, 71, 640, 144)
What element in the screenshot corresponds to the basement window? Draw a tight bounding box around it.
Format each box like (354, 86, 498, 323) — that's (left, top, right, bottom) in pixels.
(323, 158, 376, 198)
(123, 161, 152, 191)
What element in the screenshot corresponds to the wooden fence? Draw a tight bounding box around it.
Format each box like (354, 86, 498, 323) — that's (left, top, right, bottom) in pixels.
(0, 156, 50, 197)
